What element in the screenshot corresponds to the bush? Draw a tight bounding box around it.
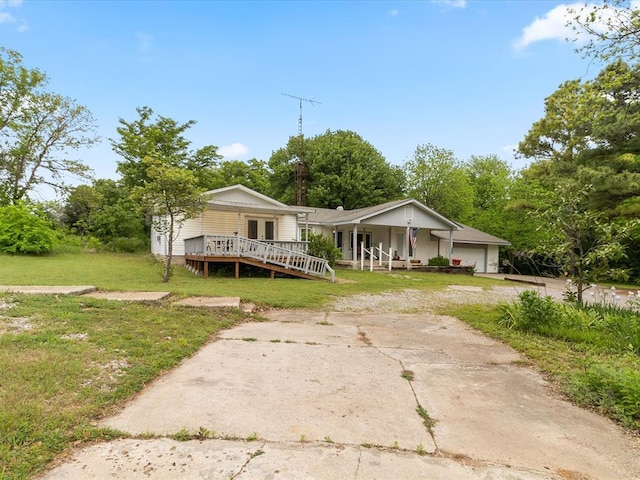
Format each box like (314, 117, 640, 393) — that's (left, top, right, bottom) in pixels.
(499, 290, 561, 332)
(307, 232, 342, 267)
(427, 255, 449, 266)
(0, 203, 57, 254)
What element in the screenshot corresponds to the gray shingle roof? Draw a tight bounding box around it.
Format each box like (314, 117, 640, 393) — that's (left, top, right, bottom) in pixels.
(430, 223, 511, 246)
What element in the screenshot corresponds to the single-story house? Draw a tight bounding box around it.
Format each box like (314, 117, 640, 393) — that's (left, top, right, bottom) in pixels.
(151, 184, 315, 260)
(151, 185, 510, 274)
(305, 200, 510, 273)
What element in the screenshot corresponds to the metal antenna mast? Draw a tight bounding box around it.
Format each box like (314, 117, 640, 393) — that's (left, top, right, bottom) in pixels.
(282, 93, 321, 206)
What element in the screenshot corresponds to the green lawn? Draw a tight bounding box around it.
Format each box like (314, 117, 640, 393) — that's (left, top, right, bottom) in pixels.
(0, 252, 500, 308)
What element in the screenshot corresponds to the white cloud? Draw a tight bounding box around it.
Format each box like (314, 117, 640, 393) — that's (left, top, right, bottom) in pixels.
(390, 9, 399, 16)
(219, 142, 249, 159)
(432, 0, 466, 8)
(0, 1, 24, 7)
(513, 2, 633, 51)
(513, 3, 579, 50)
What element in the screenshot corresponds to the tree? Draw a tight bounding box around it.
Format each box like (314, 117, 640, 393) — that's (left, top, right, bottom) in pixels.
(568, 0, 640, 63)
(518, 61, 640, 217)
(202, 158, 270, 193)
(0, 48, 98, 204)
(135, 157, 206, 282)
(268, 130, 404, 209)
(403, 143, 474, 222)
(533, 184, 634, 303)
(111, 106, 221, 190)
(63, 179, 147, 249)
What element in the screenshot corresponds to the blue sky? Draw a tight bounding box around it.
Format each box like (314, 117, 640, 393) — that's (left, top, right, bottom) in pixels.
(0, 0, 612, 196)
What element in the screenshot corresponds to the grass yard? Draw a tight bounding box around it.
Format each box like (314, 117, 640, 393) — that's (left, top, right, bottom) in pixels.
(0, 251, 499, 309)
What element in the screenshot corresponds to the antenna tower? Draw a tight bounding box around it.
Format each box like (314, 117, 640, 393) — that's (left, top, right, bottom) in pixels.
(282, 93, 321, 206)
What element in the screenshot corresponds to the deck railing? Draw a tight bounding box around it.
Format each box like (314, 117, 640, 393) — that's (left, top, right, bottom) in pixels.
(184, 235, 335, 282)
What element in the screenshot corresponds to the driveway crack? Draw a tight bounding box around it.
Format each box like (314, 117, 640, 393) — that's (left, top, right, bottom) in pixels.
(228, 441, 266, 479)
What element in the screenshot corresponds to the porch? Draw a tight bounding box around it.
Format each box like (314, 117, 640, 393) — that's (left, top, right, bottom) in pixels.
(184, 235, 335, 282)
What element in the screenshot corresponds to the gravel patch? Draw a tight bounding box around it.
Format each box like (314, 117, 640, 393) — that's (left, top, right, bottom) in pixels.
(330, 285, 534, 313)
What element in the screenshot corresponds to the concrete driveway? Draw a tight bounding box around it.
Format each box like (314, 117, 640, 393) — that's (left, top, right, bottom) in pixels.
(42, 288, 640, 480)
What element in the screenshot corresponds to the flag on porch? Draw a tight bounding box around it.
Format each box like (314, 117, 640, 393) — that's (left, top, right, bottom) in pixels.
(409, 227, 419, 249)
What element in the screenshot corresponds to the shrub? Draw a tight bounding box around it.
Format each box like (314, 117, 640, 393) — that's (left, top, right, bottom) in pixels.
(307, 232, 342, 267)
(499, 290, 561, 332)
(107, 237, 149, 253)
(427, 255, 449, 266)
(0, 203, 57, 254)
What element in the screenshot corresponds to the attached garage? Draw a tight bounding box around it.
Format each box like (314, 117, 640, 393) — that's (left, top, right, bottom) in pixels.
(432, 224, 510, 273)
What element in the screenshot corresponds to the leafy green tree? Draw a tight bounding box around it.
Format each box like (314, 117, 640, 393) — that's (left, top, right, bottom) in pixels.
(533, 184, 635, 303)
(202, 158, 270, 193)
(63, 180, 147, 249)
(403, 143, 474, 222)
(134, 157, 206, 282)
(0, 203, 57, 254)
(268, 130, 404, 208)
(0, 48, 98, 204)
(111, 106, 221, 190)
(518, 61, 640, 217)
(567, 0, 640, 62)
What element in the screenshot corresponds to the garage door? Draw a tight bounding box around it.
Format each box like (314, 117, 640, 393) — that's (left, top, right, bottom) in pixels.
(453, 245, 486, 272)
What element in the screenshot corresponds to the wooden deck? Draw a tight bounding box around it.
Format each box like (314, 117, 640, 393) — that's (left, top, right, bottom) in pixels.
(185, 254, 328, 281)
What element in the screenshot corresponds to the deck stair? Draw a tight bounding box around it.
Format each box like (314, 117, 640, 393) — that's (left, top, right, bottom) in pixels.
(184, 235, 335, 282)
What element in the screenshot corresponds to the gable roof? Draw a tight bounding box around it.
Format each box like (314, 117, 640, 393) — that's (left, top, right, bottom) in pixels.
(307, 198, 460, 230)
(203, 184, 315, 214)
(431, 223, 511, 246)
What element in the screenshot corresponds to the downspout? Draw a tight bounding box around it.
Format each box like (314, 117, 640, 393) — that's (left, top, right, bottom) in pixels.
(449, 229, 454, 265)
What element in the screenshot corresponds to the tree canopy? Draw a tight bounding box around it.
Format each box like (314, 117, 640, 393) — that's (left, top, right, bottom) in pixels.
(0, 48, 98, 205)
(111, 106, 221, 190)
(268, 129, 404, 209)
(403, 143, 475, 222)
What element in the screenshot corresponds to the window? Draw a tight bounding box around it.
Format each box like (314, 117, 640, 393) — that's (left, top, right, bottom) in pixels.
(336, 231, 343, 248)
(248, 220, 258, 239)
(265, 221, 274, 240)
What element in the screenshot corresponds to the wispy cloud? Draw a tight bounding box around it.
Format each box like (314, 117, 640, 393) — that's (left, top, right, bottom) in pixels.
(513, 2, 628, 51)
(219, 142, 249, 159)
(0, 0, 27, 32)
(390, 9, 399, 16)
(432, 0, 466, 9)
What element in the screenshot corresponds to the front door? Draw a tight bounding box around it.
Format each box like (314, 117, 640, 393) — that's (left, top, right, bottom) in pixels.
(247, 219, 275, 240)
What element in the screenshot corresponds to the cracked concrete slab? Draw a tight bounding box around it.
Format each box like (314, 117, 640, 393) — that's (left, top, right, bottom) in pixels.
(42, 438, 553, 480)
(0, 285, 97, 295)
(82, 291, 171, 302)
(103, 334, 435, 451)
(173, 296, 241, 308)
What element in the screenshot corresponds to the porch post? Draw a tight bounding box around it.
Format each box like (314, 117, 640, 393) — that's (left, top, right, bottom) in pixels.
(352, 225, 358, 262)
(449, 229, 454, 265)
(305, 213, 309, 242)
(406, 223, 411, 270)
